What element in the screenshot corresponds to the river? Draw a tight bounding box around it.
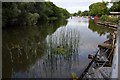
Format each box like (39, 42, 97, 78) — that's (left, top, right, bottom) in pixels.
(2, 17, 114, 78)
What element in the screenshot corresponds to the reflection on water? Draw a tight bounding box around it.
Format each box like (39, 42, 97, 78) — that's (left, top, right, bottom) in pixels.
(89, 20, 114, 36)
(2, 19, 67, 78)
(2, 17, 113, 78)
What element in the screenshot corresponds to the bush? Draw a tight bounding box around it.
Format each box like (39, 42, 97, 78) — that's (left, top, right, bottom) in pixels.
(100, 15, 119, 24)
(100, 15, 108, 21)
(106, 17, 118, 24)
(2, 2, 70, 27)
(26, 13, 39, 25)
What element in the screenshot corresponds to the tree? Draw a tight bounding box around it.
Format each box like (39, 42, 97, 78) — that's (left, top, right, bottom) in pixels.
(89, 2, 108, 16)
(77, 10, 81, 16)
(110, 2, 120, 12)
(73, 13, 77, 16)
(2, 3, 20, 26)
(2, 2, 70, 27)
(80, 11, 89, 16)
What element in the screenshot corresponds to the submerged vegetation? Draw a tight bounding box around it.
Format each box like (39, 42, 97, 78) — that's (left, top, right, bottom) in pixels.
(55, 46, 67, 54)
(2, 2, 70, 27)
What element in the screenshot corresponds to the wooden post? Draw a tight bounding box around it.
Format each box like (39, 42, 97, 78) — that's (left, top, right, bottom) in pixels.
(109, 34, 115, 64)
(78, 50, 99, 79)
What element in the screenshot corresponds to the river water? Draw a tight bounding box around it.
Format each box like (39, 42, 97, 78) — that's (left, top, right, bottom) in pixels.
(2, 17, 114, 78)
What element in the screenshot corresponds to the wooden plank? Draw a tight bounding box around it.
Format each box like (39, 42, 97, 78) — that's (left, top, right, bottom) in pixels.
(99, 67, 112, 78)
(95, 61, 111, 67)
(78, 50, 99, 79)
(97, 21, 117, 29)
(98, 43, 112, 49)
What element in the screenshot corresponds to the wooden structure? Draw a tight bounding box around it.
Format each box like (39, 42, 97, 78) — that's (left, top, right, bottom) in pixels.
(97, 11, 120, 29)
(97, 22, 117, 29)
(79, 31, 117, 79)
(109, 12, 120, 18)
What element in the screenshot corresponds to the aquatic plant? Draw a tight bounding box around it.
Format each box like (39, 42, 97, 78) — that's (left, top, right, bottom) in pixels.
(55, 46, 67, 54)
(71, 72, 78, 80)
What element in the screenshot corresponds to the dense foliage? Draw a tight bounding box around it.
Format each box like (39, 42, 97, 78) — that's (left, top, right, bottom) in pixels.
(73, 2, 109, 17)
(100, 15, 119, 24)
(73, 10, 88, 16)
(80, 11, 89, 16)
(110, 1, 120, 12)
(89, 2, 108, 16)
(2, 2, 70, 27)
(73, 10, 81, 16)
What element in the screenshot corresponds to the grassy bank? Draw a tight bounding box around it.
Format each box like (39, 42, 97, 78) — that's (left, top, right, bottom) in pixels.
(100, 15, 120, 25)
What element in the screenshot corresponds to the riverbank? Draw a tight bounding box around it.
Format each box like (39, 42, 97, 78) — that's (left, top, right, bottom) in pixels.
(97, 21, 117, 30)
(96, 15, 119, 30)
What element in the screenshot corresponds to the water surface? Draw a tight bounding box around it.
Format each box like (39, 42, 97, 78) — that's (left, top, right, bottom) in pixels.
(2, 17, 114, 78)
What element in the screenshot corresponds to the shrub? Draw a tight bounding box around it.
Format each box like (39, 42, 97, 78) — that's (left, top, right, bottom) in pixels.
(100, 15, 119, 24)
(100, 15, 108, 21)
(26, 13, 39, 25)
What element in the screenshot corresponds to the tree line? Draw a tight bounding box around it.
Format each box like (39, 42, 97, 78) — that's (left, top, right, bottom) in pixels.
(73, 1, 120, 17)
(2, 2, 70, 27)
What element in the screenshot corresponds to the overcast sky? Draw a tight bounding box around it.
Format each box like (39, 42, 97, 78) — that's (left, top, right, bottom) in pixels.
(48, 0, 112, 13)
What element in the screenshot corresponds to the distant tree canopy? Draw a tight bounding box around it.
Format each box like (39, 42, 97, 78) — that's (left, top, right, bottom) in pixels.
(89, 2, 108, 16)
(2, 2, 70, 27)
(73, 10, 81, 16)
(72, 1, 120, 18)
(77, 11, 81, 16)
(73, 13, 77, 16)
(73, 10, 88, 16)
(110, 2, 120, 12)
(80, 11, 89, 16)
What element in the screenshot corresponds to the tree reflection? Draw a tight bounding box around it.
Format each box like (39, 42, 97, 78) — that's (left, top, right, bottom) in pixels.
(2, 19, 68, 78)
(88, 20, 114, 36)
